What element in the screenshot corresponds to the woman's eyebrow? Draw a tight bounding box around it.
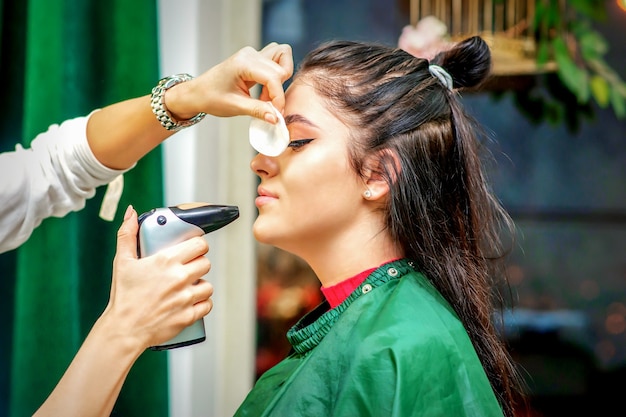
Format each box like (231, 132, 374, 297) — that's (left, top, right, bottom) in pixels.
(284, 114, 319, 129)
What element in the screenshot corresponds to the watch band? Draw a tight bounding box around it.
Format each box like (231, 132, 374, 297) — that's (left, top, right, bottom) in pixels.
(150, 73, 206, 131)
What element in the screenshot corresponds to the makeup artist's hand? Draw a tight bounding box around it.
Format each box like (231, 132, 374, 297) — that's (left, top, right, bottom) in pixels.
(164, 42, 294, 124)
(102, 205, 214, 349)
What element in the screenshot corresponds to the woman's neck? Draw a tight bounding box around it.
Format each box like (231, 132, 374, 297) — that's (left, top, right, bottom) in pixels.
(302, 232, 403, 288)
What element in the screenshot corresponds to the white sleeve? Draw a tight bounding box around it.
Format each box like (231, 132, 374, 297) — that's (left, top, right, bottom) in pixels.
(0, 111, 132, 254)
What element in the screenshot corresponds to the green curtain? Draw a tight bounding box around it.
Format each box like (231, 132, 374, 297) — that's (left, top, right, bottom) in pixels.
(3, 0, 168, 416)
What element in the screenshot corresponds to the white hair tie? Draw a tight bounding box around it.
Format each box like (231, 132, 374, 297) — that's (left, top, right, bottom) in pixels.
(428, 64, 453, 90)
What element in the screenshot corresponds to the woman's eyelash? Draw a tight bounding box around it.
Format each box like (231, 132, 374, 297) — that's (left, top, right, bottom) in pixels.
(287, 139, 314, 149)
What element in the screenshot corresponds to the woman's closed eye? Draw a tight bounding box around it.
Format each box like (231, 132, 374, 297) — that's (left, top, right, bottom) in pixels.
(287, 139, 314, 150)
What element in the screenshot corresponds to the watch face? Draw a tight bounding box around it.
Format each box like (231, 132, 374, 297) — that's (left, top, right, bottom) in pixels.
(163, 73, 193, 89)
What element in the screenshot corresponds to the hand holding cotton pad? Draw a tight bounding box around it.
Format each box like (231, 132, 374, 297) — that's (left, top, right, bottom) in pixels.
(249, 103, 289, 156)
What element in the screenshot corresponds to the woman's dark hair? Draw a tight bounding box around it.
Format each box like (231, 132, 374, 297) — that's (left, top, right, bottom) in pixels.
(297, 36, 526, 417)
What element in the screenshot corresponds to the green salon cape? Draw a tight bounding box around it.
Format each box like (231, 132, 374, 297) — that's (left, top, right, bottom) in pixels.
(235, 259, 504, 417)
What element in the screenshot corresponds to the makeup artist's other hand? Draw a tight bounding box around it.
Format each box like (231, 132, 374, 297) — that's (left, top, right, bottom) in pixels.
(164, 42, 294, 124)
(100, 205, 214, 350)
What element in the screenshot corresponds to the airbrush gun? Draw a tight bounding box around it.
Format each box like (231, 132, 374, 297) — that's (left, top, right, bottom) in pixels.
(137, 202, 239, 350)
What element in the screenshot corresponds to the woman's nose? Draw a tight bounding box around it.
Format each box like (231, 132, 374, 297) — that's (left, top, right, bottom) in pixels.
(250, 153, 278, 177)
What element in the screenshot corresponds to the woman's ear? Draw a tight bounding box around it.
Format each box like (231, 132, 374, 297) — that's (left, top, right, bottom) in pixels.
(362, 150, 400, 201)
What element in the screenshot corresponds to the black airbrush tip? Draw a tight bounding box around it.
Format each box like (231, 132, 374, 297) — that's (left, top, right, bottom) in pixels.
(170, 204, 239, 234)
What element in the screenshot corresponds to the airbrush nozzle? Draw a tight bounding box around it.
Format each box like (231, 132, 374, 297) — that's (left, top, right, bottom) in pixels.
(170, 203, 239, 234)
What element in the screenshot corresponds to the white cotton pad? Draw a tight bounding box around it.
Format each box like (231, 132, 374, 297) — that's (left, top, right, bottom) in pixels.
(249, 103, 289, 157)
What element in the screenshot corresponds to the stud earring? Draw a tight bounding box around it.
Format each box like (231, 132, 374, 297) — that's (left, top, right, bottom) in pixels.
(364, 190, 372, 199)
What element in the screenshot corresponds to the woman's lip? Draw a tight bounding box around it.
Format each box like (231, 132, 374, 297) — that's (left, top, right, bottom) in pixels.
(255, 187, 278, 208)
(255, 195, 276, 208)
(257, 186, 277, 198)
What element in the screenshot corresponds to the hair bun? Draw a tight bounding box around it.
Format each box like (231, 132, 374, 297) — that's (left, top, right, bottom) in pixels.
(433, 36, 491, 90)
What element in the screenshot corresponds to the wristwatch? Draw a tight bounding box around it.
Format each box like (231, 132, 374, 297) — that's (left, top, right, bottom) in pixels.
(150, 73, 206, 131)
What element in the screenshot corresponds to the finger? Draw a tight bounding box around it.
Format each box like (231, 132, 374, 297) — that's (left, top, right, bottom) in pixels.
(245, 65, 288, 111)
(115, 205, 139, 260)
(184, 255, 212, 285)
(165, 236, 209, 265)
(233, 94, 281, 123)
(192, 297, 214, 321)
(192, 279, 214, 304)
(239, 45, 292, 86)
(260, 43, 294, 77)
(259, 41, 279, 51)
(259, 83, 285, 114)
(181, 281, 213, 325)
(255, 43, 293, 113)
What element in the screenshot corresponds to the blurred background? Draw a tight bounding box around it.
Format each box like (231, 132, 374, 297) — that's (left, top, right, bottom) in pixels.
(0, 1, 624, 416)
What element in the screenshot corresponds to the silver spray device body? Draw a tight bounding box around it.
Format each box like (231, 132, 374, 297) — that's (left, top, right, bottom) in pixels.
(137, 203, 239, 350)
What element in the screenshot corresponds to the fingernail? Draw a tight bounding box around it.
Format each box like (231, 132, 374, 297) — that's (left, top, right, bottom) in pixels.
(124, 205, 133, 220)
(264, 112, 277, 124)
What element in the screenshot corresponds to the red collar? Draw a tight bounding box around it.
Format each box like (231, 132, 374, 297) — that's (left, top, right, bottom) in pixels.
(321, 259, 402, 308)
(320, 267, 377, 309)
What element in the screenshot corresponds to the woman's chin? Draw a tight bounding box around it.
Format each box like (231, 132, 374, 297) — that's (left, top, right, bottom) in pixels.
(252, 222, 272, 245)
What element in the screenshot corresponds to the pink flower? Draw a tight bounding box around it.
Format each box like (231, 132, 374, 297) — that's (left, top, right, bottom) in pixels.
(398, 16, 454, 61)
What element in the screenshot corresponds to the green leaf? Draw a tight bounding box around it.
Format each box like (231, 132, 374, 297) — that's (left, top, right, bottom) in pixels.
(579, 31, 608, 61)
(536, 39, 551, 66)
(590, 75, 610, 107)
(553, 38, 590, 103)
(610, 89, 626, 119)
(546, 3, 561, 28)
(616, 81, 626, 98)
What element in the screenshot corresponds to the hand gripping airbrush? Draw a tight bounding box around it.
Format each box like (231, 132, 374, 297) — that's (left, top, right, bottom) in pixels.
(137, 202, 239, 350)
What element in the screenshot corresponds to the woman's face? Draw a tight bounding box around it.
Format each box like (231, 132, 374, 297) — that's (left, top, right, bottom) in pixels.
(250, 77, 366, 256)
